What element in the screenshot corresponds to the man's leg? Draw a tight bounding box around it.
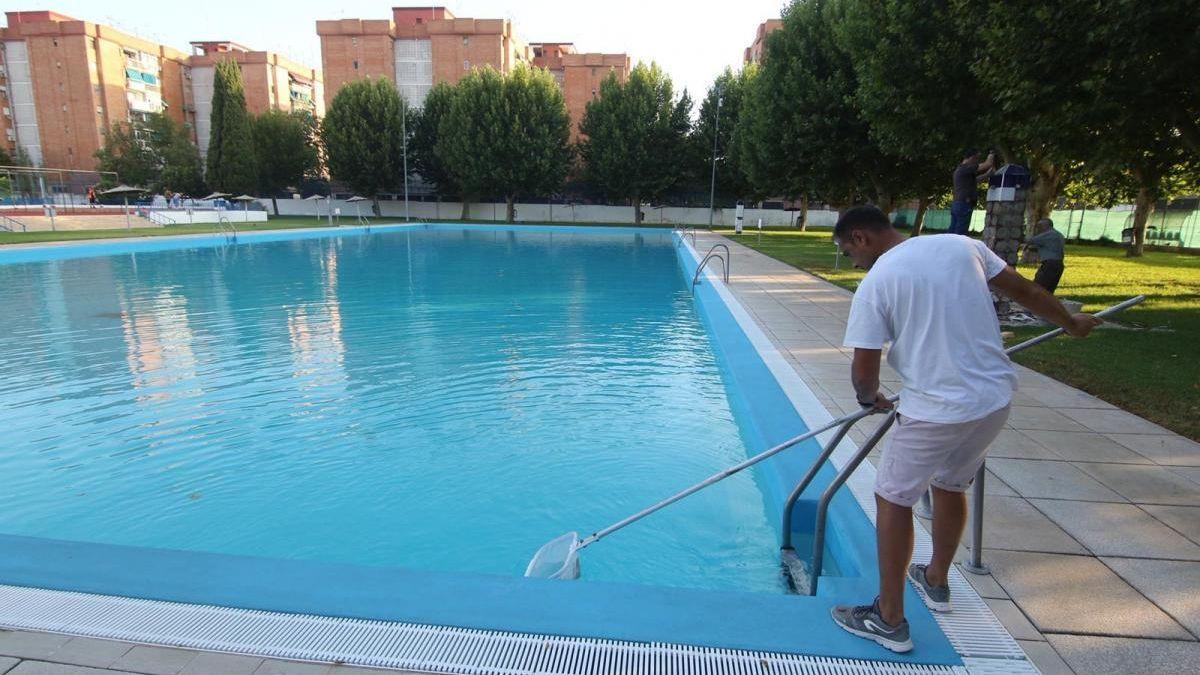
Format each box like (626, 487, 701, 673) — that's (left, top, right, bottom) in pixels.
(876, 494, 915, 626)
(924, 486, 968, 588)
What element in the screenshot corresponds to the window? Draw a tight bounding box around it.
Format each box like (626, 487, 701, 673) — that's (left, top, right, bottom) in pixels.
(352, 37, 358, 46)
(353, 60, 359, 70)
(463, 59, 470, 70)
(462, 36, 469, 46)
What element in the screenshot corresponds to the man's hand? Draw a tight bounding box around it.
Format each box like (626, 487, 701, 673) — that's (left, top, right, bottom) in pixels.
(1065, 313, 1102, 338)
(858, 392, 894, 411)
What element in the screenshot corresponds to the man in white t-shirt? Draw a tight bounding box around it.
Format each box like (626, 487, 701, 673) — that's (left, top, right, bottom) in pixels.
(828, 206, 1101, 653)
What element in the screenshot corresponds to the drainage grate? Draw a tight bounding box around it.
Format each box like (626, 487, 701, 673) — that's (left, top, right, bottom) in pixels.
(0, 583, 979, 675)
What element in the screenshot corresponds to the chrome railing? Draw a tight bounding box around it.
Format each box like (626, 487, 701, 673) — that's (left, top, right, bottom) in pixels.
(691, 243, 730, 292)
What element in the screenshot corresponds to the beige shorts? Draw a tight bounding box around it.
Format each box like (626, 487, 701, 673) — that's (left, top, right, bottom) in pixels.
(874, 405, 1011, 507)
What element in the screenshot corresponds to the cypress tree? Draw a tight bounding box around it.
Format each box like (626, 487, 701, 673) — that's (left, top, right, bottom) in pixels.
(206, 60, 258, 194)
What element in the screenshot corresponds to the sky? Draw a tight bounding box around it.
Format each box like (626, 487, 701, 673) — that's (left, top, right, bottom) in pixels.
(32, 1, 787, 106)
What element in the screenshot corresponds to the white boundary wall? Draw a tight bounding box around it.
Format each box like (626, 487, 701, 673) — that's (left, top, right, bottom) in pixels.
(264, 198, 839, 228)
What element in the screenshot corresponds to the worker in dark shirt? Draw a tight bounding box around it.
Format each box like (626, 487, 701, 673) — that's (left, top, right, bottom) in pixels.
(1026, 218, 1067, 294)
(949, 150, 995, 235)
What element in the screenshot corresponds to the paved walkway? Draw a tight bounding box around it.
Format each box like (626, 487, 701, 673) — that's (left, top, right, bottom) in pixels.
(696, 232, 1200, 675)
(2, 231, 1198, 674)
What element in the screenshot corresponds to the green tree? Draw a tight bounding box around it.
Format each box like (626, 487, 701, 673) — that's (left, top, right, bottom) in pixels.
(436, 65, 572, 222)
(0, 146, 11, 166)
(579, 63, 691, 224)
(252, 110, 320, 214)
(737, 0, 908, 213)
(693, 66, 758, 204)
(95, 121, 157, 188)
(410, 82, 462, 205)
(320, 78, 409, 214)
(205, 60, 258, 195)
(970, 0, 1200, 256)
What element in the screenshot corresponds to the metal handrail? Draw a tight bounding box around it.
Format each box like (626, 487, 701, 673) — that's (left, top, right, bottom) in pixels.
(357, 214, 371, 231)
(674, 225, 696, 247)
(216, 216, 237, 243)
(690, 244, 731, 292)
(0, 214, 26, 232)
(148, 210, 176, 226)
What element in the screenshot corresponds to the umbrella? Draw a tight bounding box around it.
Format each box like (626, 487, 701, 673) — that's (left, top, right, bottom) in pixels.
(201, 192, 231, 201)
(231, 195, 256, 219)
(346, 195, 369, 223)
(101, 184, 147, 229)
(305, 194, 326, 221)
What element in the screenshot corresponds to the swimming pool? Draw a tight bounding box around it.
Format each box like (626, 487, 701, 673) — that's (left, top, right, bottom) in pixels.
(0, 224, 994, 668)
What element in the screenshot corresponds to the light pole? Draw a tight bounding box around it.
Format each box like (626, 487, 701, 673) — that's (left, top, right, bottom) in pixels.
(707, 88, 723, 230)
(402, 98, 410, 221)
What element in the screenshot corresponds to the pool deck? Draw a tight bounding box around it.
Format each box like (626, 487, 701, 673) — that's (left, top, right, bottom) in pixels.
(1, 228, 1197, 674)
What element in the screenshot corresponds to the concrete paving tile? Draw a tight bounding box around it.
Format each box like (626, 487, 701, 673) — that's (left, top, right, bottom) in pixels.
(1058, 407, 1173, 436)
(1170, 465, 1200, 486)
(1074, 462, 1200, 506)
(1005, 405, 1090, 432)
(179, 652, 263, 675)
(1022, 430, 1151, 464)
(1016, 640, 1073, 675)
(0, 657, 17, 675)
(1046, 634, 1200, 675)
(1019, 385, 1117, 409)
(1107, 433, 1200, 466)
(1032, 499, 1200, 559)
(8, 663, 138, 675)
(983, 598, 1044, 641)
(977, 496, 1087, 554)
(983, 469, 1018, 497)
(986, 429, 1061, 460)
(1102, 557, 1200, 638)
(988, 458, 1125, 502)
(955, 564, 1010, 599)
(253, 660, 332, 675)
(0, 631, 72, 660)
(985, 550, 1190, 638)
(110, 645, 197, 675)
(46, 637, 134, 669)
(1142, 504, 1200, 544)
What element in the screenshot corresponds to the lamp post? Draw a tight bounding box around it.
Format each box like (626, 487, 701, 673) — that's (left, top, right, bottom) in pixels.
(707, 88, 723, 230)
(402, 98, 410, 221)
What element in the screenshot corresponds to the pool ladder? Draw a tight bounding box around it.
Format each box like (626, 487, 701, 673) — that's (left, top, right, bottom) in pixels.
(673, 224, 696, 247)
(779, 410, 898, 595)
(691, 244, 730, 292)
(216, 216, 237, 243)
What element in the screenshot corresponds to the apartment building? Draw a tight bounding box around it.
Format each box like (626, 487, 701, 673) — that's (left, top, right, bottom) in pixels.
(318, 7, 628, 135)
(0, 10, 192, 170)
(0, 11, 322, 170)
(744, 19, 782, 65)
(189, 41, 324, 159)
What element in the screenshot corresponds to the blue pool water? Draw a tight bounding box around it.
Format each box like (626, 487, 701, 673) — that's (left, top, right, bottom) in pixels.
(0, 227, 787, 593)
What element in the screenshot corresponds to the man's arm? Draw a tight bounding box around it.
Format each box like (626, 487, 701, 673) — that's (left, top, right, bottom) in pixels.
(988, 267, 1101, 337)
(851, 348, 893, 410)
(977, 152, 996, 176)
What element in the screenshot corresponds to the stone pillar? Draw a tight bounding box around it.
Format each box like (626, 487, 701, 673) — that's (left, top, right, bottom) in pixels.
(983, 181, 1029, 318)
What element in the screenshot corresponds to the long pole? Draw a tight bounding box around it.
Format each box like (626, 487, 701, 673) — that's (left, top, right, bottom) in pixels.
(707, 93, 722, 230)
(403, 100, 410, 222)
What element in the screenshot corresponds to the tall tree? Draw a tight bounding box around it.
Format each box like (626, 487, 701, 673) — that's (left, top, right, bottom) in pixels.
(579, 63, 691, 224)
(736, 0, 905, 212)
(437, 65, 572, 222)
(252, 110, 320, 214)
(94, 122, 157, 188)
(205, 60, 258, 195)
(320, 78, 409, 214)
(970, 0, 1200, 256)
(410, 82, 463, 208)
(693, 66, 758, 203)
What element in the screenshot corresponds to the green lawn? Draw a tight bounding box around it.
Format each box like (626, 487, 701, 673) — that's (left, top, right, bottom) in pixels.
(723, 228, 1200, 440)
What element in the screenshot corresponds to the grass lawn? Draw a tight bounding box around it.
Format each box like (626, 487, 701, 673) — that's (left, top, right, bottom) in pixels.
(721, 228, 1200, 441)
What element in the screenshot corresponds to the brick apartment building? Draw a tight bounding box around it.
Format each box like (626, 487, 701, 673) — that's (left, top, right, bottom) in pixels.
(188, 41, 323, 160)
(0, 10, 322, 171)
(317, 6, 629, 138)
(744, 19, 782, 65)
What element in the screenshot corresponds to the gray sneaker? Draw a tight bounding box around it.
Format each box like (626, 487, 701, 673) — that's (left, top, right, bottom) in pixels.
(830, 597, 913, 653)
(909, 563, 951, 612)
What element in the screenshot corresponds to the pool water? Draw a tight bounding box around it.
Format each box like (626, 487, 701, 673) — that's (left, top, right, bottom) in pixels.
(0, 227, 789, 593)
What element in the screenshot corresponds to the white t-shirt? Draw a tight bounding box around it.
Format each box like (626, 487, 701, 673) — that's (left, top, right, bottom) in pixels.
(843, 235, 1016, 424)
